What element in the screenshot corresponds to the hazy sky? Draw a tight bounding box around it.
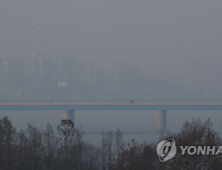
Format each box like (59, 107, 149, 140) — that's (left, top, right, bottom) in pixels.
(1, 0, 222, 90)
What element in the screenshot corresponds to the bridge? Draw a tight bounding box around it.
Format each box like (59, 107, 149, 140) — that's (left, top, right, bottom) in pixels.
(1, 102, 222, 136)
(1, 103, 222, 110)
(1, 90, 222, 136)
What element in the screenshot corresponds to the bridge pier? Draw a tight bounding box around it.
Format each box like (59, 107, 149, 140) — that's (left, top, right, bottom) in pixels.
(62, 109, 75, 126)
(156, 110, 167, 137)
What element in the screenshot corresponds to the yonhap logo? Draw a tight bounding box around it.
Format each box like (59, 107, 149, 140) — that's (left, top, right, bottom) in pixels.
(156, 138, 222, 162)
(156, 139, 177, 162)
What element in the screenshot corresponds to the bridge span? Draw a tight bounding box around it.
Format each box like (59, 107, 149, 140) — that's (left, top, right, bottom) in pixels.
(1, 103, 222, 136)
(1, 103, 222, 110)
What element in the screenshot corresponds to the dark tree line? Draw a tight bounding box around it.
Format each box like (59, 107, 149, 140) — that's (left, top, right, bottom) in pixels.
(0, 117, 221, 170)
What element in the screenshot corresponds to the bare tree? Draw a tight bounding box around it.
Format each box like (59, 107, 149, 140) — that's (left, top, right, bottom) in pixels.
(115, 129, 125, 163)
(0, 117, 16, 170)
(100, 131, 117, 170)
(27, 123, 43, 170)
(17, 129, 29, 170)
(161, 118, 221, 170)
(42, 123, 57, 170)
(57, 120, 85, 170)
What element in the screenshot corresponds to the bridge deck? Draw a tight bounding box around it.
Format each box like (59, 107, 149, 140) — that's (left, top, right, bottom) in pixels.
(1, 103, 222, 110)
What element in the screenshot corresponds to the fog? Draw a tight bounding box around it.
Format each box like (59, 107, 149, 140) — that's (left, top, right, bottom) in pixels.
(0, 0, 222, 142)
